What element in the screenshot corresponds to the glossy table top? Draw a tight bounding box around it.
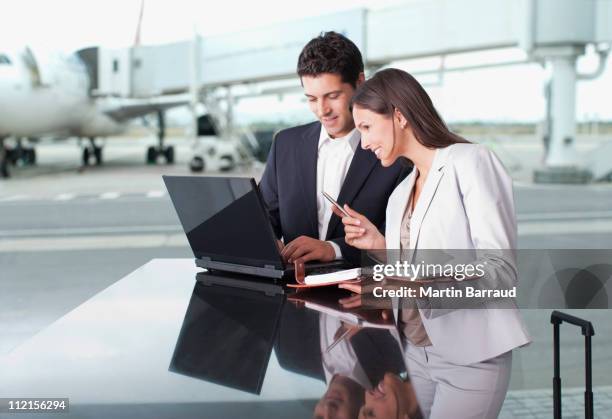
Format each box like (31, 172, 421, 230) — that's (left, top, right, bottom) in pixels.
(0, 259, 414, 419)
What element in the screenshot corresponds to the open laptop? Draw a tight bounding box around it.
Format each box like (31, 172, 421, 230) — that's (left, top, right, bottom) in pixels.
(163, 175, 345, 280)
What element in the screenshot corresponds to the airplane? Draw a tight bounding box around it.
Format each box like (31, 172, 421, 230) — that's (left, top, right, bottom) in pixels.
(0, 45, 187, 178)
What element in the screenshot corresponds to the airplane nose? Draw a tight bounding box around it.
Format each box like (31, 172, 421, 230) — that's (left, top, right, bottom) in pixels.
(0, 77, 15, 132)
(0, 80, 7, 125)
(0, 79, 8, 115)
(0, 64, 21, 128)
(0, 71, 12, 99)
(0, 79, 9, 95)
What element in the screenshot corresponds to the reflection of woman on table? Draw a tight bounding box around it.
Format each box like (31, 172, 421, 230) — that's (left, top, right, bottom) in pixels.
(314, 314, 418, 419)
(314, 315, 369, 419)
(335, 68, 531, 419)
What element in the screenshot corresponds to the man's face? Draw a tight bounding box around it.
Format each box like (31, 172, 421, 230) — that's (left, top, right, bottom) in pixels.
(359, 373, 417, 419)
(302, 73, 360, 139)
(313, 375, 364, 419)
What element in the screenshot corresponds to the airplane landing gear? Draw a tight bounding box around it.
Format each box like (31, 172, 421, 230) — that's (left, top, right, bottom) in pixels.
(7, 138, 37, 167)
(146, 145, 175, 164)
(0, 137, 39, 178)
(0, 137, 9, 179)
(82, 137, 103, 166)
(146, 110, 174, 165)
(23, 148, 37, 165)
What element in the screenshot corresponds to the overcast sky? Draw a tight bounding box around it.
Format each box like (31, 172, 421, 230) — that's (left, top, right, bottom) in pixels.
(1, 0, 610, 122)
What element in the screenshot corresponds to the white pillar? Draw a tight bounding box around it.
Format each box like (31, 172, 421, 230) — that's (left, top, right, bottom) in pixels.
(545, 53, 577, 166)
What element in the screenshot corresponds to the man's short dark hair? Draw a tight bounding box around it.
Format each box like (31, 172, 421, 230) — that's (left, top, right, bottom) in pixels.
(297, 31, 364, 88)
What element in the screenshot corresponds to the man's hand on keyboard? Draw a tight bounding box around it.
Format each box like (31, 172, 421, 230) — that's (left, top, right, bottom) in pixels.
(281, 235, 336, 263)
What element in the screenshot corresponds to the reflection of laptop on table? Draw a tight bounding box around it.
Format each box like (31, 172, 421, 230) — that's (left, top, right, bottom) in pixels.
(196, 270, 287, 296)
(163, 175, 346, 280)
(169, 279, 285, 394)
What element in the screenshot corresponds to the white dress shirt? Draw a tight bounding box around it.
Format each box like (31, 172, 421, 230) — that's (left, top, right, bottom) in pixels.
(316, 126, 360, 259)
(319, 314, 371, 389)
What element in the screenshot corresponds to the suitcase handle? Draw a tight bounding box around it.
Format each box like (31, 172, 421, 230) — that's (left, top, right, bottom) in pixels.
(550, 310, 595, 419)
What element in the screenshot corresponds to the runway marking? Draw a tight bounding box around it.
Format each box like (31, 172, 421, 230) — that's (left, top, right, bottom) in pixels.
(0, 195, 30, 202)
(146, 190, 166, 198)
(519, 219, 612, 236)
(0, 195, 168, 206)
(514, 181, 612, 190)
(99, 192, 120, 200)
(53, 193, 75, 201)
(517, 210, 612, 221)
(0, 233, 188, 252)
(0, 225, 182, 238)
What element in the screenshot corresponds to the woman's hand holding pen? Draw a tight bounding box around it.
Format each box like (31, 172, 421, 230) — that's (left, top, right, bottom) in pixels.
(332, 204, 386, 250)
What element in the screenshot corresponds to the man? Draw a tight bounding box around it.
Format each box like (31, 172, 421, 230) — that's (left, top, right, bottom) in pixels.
(259, 31, 409, 266)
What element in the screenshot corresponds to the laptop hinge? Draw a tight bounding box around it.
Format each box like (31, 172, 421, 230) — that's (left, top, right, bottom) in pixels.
(196, 258, 284, 279)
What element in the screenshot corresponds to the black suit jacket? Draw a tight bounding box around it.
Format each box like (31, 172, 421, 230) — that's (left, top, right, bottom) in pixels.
(259, 121, 411, 265)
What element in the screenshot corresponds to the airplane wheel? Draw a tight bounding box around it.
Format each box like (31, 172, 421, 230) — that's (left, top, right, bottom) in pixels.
(93, 146, 103, 165)
(1, 162, 9, 178)
(7, 148, 18, 165)
(21, 148, 36, 165)
(27, 148, 36, 165)
(82, 148, 91, 166)
(146, 146, 157, 164)
(164, 146, 175, 164)
(189, 156, 205, 172)
(219, 155, 235, 172)
(0, 155, 9, 178)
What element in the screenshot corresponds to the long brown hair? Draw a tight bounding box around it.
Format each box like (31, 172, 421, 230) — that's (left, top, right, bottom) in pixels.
(351, 68, 468, 148)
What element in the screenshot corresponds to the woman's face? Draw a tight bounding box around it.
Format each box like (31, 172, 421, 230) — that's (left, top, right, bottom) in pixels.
(353, 105, 400, 167)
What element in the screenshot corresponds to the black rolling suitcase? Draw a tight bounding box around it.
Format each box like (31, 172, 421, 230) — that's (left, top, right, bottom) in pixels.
(550, 311, 595, 419)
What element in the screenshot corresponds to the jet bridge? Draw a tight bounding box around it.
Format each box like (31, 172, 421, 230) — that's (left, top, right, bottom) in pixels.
(96, 0, 612, 182)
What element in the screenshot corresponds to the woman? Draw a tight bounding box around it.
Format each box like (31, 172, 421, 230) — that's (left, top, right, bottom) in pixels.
(335, 68, 530, 419)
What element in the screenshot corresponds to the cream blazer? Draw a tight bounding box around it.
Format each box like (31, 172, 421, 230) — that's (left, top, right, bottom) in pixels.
(386, 143, 530, 365)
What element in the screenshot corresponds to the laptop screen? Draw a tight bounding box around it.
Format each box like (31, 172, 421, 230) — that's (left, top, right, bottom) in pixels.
(163, 176, 283, 269)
